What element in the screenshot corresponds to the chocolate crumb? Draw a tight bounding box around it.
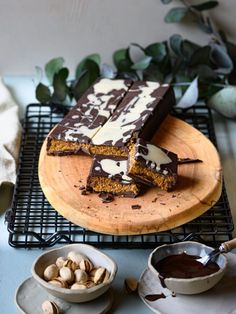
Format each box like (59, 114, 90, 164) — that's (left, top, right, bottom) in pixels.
(131, 204, 141, 209)
(73, 184, 78, 188)
(81, 190, 88, 195)
(160, 202, 166, 205)
(58, 170, 61, 172)
(172, 194, 176, 198)
(152, 197, 158, 203)
(99, 192, 114, 203)
(86, 186, 93, 193)
(79, 185, 85, 190)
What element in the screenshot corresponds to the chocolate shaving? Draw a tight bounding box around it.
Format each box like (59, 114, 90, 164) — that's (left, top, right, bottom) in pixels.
(79, 185, 85, 190)
(152, 197, 158, 203)
(81, 190, 88, 195)
(99, 192, 114, 203)
(178, 158, 203, 165)
(131, 204, 141, 209)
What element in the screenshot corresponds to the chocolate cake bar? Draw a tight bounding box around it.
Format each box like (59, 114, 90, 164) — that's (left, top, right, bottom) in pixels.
(128, 139, 178, 191)
(87, 155, 140, 197)
(47, 78, 132, 155)
(88, 81, 175, 156)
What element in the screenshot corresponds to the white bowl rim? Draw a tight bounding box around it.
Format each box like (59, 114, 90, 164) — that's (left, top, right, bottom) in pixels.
(31, 243, 117, 295)
(148, 241, 227, 283)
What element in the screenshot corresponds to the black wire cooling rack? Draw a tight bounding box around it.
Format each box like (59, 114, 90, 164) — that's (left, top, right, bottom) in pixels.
(5, 104, 234, 248)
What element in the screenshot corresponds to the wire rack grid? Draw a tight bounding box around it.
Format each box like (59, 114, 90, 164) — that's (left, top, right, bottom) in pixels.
(5, 103, 234, 248)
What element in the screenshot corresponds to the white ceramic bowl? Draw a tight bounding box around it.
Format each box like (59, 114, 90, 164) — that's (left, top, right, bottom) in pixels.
(31, 244, 117, 303)
(148, 241, 227, 295)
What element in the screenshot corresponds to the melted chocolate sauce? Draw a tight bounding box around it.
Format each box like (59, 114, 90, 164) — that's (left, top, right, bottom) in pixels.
(155, 252, 220, 279)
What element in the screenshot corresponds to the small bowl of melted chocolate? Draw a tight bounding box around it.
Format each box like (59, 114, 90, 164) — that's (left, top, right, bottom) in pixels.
(148, 241, 227, 295)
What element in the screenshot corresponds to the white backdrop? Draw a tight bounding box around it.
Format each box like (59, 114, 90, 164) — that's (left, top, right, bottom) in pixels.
(0, 0, 235, 75)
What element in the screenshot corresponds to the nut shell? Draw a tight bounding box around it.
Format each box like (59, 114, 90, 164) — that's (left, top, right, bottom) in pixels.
(43, 264, 59, 281)
(59, 267, 74, 284)
(67, 251, 86, 265)
(74, 269, 88, 283)
(49, 277, 68, 288)
(124, 277, 138, 293)
(80, 258, 94, 272)
(42, 300, 59, 314)
(70, 283, 87, 290)
(55, 256, 66, 269)
(94, 267, 106, 284)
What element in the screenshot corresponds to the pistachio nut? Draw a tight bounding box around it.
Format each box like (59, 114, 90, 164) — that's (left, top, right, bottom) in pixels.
(79, 258, 93, 273)
(74, 269, 88, 283)
(70, 283, 87, 290)
(59, 266, 74, 284)
(43, 264, 59, 281)
(93, 267, 106, 284)
(55, 256, 67, 269)
(63, 259, 79, 271)
(42, 300, 59, 314)
(48, 277, 68, 288)
(67, 251, 86, 265)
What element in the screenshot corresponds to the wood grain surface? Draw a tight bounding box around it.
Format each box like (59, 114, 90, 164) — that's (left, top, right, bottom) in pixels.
(38, 115, 222, 235)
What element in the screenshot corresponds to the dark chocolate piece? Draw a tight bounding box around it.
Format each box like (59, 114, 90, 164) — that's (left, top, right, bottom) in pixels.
(47, 78, 132, 155)
(128, 139, 178, 191)
(87, 155, 140, 197)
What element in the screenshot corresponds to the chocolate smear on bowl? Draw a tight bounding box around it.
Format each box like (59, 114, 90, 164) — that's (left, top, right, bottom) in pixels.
(145, 293, 166, 301)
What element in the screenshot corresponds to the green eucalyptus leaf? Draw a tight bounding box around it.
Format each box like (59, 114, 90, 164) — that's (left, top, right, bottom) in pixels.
(170, 34, 183, 56)
(181, 40, 200, 60)
(143, 64, 164, 82)
(36, 83, 51, 103)
(208, 86, 236, 118)
(145, 42, 167, 62)
(164, 7, 188, 23)
(101, 63, 115, 79)
(192, 1, 218, 11)
(131, 56, 152, 70)
(191, 64, 217, 80)
(52, 67, 69, 102)
(35, 66, 43, 85)
(210, 43, 233, 74)
(75, 53, 101, 79)
(113, 49, 129, 68)
(190, 46, 211, 66)
(73, 60, 100, 100)
(176, 77, 199, 108)
(129, 44, 146, 64)
(45, 57, 65, 84)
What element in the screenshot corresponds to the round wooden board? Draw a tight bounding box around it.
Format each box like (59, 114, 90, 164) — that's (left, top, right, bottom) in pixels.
(38, 115, 222, 235)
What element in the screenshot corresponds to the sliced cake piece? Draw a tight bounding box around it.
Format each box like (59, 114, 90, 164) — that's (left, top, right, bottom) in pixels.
(88, 81, 175, 156)
(87, 155, 140, 198)
(47, 78, 132, 155)
(127, 139, 178, 191)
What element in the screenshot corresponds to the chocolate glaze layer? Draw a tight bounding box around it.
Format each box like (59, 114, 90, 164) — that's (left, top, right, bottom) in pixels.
(134, 138, 178, 177)
(91, 82, 175, 148)
(47, 78, 132, 151)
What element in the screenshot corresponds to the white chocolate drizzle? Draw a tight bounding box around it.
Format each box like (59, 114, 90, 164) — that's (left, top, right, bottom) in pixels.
(92, 81, 160, 145)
